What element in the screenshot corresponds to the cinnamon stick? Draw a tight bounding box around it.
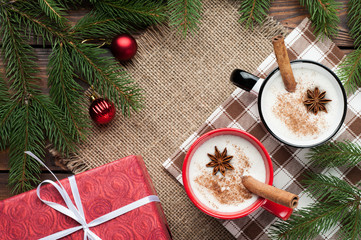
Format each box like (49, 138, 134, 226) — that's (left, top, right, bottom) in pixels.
(242, 176, 299, 209)
(272, 35, 297, 92)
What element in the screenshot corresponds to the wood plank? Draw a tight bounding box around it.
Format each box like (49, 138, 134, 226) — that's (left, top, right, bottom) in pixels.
(269, 0, 354, 48)
(0, 173, 73, 201)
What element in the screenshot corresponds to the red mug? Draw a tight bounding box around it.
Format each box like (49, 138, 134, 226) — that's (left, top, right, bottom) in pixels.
(182, 128, 293, 220)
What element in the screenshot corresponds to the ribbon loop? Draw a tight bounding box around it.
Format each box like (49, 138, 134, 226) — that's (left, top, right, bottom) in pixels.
(25, 151, 160, 240)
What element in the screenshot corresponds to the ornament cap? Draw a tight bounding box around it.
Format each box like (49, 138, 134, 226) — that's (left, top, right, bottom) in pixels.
(89, 94, 97, 102)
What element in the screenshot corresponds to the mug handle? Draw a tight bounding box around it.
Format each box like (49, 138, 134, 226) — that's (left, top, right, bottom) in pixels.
(261, 199, 293, 220)
(230, 69, 264, 94)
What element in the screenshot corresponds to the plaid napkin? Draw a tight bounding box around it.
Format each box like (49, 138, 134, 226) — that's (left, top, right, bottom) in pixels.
(163, 18, 361, 239)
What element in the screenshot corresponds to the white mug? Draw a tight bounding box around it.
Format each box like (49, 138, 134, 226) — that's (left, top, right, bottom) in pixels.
(230, 60, 347, 148)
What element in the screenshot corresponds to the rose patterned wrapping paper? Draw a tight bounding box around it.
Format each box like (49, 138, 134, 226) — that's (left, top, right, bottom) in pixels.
(0, 155, 172, 240)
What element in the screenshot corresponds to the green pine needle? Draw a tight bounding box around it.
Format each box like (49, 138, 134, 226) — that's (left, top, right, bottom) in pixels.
(38, 0, 68, 27)
(238, 0, 271, 29)
(300, 0, 340, 38)
(72, 0, 166, 40)
(48, 41, 89, 142)
(0, 7, 40, 98)
(270, 174, 361, 240)
(307, 141, 361, 168)
(32, 95, 78, 155)
(168, 0, 203, 37)
(348, 0, 361, 48)
(338, 48, 361, 94)
(96, 0, 167, 26)
(71, 11, 133, 40)
(8, 102, 45, 193)
(337, 0, 361, 94)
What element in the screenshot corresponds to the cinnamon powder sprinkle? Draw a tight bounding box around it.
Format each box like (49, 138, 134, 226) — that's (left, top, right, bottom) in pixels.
(272, 85, 326, 137)
(194, 146, 252, 206)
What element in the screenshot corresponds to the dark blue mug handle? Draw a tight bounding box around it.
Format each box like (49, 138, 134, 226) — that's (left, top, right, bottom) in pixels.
(230, 69, 262, 93)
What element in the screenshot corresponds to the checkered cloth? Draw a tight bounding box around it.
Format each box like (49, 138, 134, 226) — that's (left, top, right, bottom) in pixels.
(163, 18, 361, 239)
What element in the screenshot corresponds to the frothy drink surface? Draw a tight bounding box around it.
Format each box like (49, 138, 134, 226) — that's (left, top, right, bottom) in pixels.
(261, 66, 343, 146)
(189, 135, 266, 212)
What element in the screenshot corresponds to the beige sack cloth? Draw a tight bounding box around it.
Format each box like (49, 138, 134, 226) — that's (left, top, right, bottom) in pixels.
(62, 0, 286, 238)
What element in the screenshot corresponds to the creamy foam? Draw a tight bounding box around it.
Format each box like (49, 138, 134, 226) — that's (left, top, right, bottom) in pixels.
(189, 134, 266, 212)
(260, 63, 344, 147)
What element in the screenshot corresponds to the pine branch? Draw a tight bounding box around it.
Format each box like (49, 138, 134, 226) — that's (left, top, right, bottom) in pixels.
(71, 11, 132, 39)
(340, 203, 361, 240)
(270, 174, 361, 240)
(8, 102, 44, 193)
(1, 4, 77, 193)
(270, 202, 350, 240)
(300, 0, 340, 38)
(348, 0, 361, 48)
(168, 0, 202, 37)
(38, 0, 68, 27)
(0, 8, 40, 98)
(338, 48, 361, 94)
(0, 78, 12, 151)
(304, 173, 361, 200)
(96, 0, 167, 26)
(48, 41, 89, 142)
(307, 141, 361, 168)
(9, 1, 70, 44)
(238, 0, 271, 29)
(33, 95, 78, 155)
(69, 43, 143, 116)
(337, 0, 361, 94)
(72, 0, 166, 39)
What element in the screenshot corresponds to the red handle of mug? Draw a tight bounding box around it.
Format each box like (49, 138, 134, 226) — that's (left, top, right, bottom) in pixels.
(261, 199, 293, 220)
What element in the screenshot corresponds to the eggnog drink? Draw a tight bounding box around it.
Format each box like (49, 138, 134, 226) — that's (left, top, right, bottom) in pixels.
(188, 134, 267, 212)
(260, 63, 345, 147)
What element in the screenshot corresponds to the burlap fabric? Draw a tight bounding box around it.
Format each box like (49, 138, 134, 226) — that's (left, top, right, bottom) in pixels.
(63, 0, 286, 239)
(164, 18, 361, 239)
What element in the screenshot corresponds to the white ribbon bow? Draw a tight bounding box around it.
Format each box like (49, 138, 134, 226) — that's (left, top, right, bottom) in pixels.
(25, 151, 160, 240)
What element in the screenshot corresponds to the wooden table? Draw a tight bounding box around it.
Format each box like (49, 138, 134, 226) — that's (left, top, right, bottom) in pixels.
(0, 0, 354, 200)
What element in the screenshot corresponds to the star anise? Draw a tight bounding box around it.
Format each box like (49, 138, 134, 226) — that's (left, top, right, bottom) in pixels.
(206, 146, 234, 176)
(303, 87, 331, 115)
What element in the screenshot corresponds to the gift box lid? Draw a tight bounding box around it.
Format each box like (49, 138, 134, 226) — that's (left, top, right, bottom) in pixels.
(0, 155, 172, 240)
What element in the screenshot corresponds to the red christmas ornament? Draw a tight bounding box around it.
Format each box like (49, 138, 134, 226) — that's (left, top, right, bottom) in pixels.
(110, 33, 137, 61)
(89, 97, 116, 124)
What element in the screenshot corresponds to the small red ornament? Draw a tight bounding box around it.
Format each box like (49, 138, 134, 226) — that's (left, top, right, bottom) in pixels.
(110, 33, 137, 61)
(89, 97, 116, 124)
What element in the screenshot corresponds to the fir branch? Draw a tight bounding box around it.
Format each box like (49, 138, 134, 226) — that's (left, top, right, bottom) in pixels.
(338, 0, 361, 94)
(9, 1, 70, 44)
(0, 78, 12, 150)
(71, 12, 132, 39)
(238, 0, 271, 29)
(38, 0, 68, 27)
(0, 8, 40, 98)
(32, 94, 78, 155)
(47, 41, 89, 142)
(8, 102, 44, 193)
(168, 0, 202, 36)
(300, 0, 340, 38)
(307, 141, 361, 168)
(69, 43, 143, 116)
(270, 174, 361, 240)
(340, 203, 361, 240)
(338, 48, 361, 94)
(72, 0, 167, 39)
(270, 202, 351, 240)
(348, 0, 361, 48)
(304, 173, 361, 201)
(96, 0, 167, 26)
